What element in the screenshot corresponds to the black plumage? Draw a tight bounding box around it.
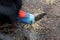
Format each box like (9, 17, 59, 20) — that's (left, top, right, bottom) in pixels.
(0, 0, 22, 24)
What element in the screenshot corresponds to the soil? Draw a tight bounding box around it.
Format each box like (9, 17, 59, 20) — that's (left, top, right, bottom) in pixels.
(0, 0, 60, 40)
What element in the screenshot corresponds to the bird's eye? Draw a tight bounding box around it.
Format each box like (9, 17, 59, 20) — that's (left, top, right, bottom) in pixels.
(30, 21, 32, 25)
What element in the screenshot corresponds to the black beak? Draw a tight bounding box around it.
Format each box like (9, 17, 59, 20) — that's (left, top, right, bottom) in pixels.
(35, 13, 47, 21)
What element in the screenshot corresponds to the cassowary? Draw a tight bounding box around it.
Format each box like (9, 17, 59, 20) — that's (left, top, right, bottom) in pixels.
(0, 0, 22, 25)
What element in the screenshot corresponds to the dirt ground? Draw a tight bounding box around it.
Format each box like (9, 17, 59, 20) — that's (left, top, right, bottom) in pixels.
(21, 0, 60, 40)
(0, 0, 60, 40)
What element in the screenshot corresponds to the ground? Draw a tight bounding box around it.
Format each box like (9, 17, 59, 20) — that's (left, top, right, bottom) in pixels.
(0, 0, 60, 40)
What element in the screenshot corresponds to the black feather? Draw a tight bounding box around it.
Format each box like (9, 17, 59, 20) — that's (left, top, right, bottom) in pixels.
(0, 0, 22, 24)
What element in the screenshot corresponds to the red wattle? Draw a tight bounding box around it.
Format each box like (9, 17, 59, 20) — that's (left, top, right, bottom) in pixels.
(18, 10, 26, 18)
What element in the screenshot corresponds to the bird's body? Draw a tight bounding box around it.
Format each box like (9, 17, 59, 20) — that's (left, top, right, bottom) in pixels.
(0, 0, 22, 25)
(0, 0, 47, 25)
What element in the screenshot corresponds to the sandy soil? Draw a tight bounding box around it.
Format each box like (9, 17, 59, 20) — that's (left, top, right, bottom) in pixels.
(0, 0, 60, 40)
